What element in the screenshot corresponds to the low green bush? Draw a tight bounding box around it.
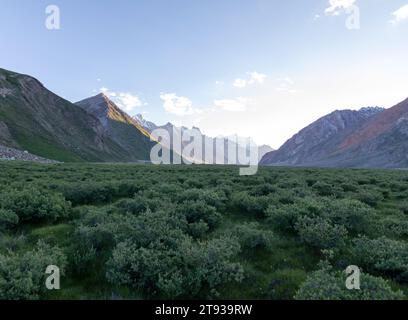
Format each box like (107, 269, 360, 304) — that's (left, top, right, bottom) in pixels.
(0, 209, 19, 229)
(295, 216, 348, 249)
(0, 188, 71, 222)
(295, 262, 404, 300)
(350, 236, 408, 282)
(232, 222, 275, 251)
(0, 241, 67, 300)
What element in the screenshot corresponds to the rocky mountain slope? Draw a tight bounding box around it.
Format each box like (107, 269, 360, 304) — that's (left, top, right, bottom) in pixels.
(332, 98, 408, 168)
(0, 68, 154, 162)
(261, 99, 408, 168)
(260, 107, 384, 166)
(76, 94, 154, 161)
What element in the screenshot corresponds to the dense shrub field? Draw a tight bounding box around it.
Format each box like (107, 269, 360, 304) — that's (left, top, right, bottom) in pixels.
(1, 162, 408, 300)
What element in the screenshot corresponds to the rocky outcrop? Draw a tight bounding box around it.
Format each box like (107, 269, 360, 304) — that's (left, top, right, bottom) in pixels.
(0, 145, 57, 163)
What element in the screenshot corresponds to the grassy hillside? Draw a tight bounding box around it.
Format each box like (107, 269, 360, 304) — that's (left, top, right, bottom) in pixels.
(0, 68, 144, 162)
(1, 162, 408, 300)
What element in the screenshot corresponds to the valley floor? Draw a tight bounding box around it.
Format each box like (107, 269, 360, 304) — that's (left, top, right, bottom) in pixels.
(0, 162, 407, 300)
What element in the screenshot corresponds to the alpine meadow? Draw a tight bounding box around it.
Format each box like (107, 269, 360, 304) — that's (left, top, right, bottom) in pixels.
(1, 0, 408, 307)
(1, 162, 408, 300)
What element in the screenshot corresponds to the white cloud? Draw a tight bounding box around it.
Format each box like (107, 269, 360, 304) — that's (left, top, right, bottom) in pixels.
(99, 88, 143, 114)
(214, 97, 249, 112)
(160, 93, 195, 116)
(275, 77, 297, 93)
(249, 72, 267, 85)
(233, 78, 247, 88)
(391, 4, 408, 24)
(233, 71, 267, 88)
(117, 93, 143, 113)
(325, 0, 356, 15)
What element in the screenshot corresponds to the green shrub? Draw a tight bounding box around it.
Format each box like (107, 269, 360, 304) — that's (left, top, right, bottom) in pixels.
(61, 183, 117, 205)
(267, 269, 307, 300)
(106, 237, 243, 299)
(375, 215, 408, 238)
(398, 202, 408, 215)
(295, 216, 348, 249)
(350, 236, 408, 281)
(0, 188, 71, 222)
(266, 197, 323, 232)
(231, 192, 270, 217)
(115, 196, 150, 216)
(187, 221, 209, 239)
(0, 209, 19, 229)
(232, 222, 275, 251)
(178, 200, 221, 229)
(356, 189, 384, 207)
(249, 184, 277, 196)
(0, 242, 67, 300)
(322, 199, 375, 234)
(177, 189, 227, 211)
(312, 181, 334, 196)
(295, 263, 404, 300)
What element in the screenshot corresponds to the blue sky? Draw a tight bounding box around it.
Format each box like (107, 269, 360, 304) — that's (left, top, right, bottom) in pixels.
(0, 0, 408, 148)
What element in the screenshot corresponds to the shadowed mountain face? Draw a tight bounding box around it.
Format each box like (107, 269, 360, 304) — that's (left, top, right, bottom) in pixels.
(0, 68, 136, 162)
(261, 98, 408, 168)
(75, 94, 154, 161)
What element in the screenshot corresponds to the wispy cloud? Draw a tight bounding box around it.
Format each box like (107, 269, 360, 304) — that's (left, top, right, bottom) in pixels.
(99, 87, 143, 114)
(275, 77, 297, 94)
(233, 78, 247, 88)
(391, 4, 408, 24)
(214, 97, 249, 112)
(325, 0, 356, 16)
(233, 71, 267, 88)
(160, 93, 196, 116)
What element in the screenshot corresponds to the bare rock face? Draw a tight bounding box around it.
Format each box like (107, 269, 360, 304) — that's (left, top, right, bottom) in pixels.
(0, 121, 18, 148)
(261, 98, 408, 168)
(260, 107, 385, 167)
(0, 88, 13, 98)
(332, 98, 408, 168)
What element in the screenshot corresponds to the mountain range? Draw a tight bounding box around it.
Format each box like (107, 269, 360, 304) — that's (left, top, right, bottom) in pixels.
(260, 100, 408, 168)
(133, 113, 273, 164)
(1, 67, 408, 168)
(0, 67, 272, 164)
(0, 68, 140, 162)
